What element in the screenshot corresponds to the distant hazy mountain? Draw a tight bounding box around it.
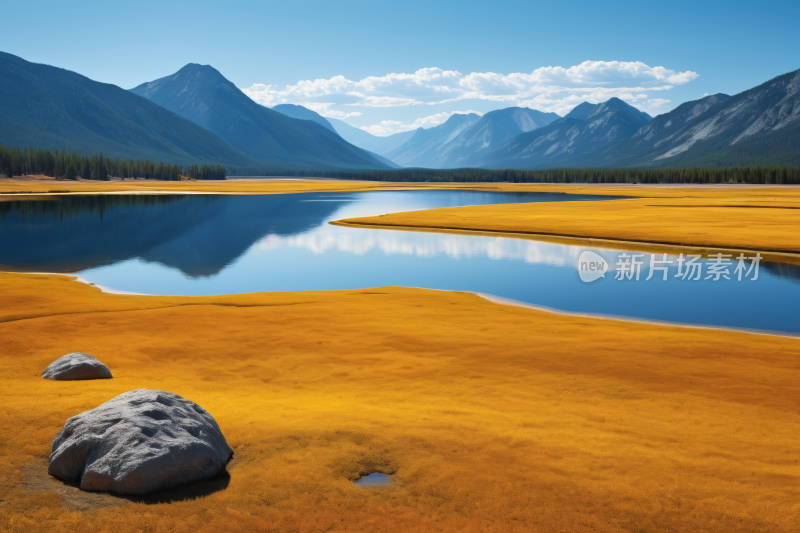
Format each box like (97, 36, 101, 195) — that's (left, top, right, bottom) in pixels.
(0, 52, 255, 165)
(327, 118, 416, 156)
(270, 104, 402, 167)
(271, 101, 413, 157)
(131, 64, 389, 169)
(366, 151, 402, 169)
(271, 104, 337, 133)
(481, 98, 652, 169)
(383, 113, 482, 167)
(588, 68, 800, 168)
(381, 108, 558, 169)
(439, 108, 561, 168)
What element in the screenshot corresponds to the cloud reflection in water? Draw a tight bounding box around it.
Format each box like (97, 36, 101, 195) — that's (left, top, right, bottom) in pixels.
(254, 226, 578, 267)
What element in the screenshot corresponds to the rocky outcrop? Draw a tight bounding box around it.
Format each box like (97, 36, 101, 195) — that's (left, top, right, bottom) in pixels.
(49, 389, 233, 495)
(42, 352, 113, 381)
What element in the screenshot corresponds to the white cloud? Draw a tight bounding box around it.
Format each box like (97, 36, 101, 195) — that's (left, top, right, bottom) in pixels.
(242, 61, 697, 108)
(241, 60, 698, 135)
(293, 102, 363, 120)
(642, 98, 672, 113)
(360, 110, 484, 136)
(244, 83, 280, 106)
(345, 95, 423, 107)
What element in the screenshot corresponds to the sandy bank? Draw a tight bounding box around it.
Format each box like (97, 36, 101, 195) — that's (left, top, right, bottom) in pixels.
(0, 272, 798, 532)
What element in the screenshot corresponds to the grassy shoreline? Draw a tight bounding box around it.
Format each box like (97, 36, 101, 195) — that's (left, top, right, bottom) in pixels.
(334, 188, 800, 256)
(0, 273, 799, 532)
(332, 219, 800, 265)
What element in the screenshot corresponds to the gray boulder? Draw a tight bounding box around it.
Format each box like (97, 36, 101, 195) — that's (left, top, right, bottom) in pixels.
(42, 352, 113, 381)
(49, 389, 233, 495)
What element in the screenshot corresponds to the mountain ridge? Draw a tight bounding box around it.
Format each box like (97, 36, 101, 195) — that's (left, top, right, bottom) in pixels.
(584, 68, 800, 168)
(446, 107, 561, 168)
(383, 113, 482, 167)
(481, 98, 652, 169)
(271, 104, 338, 133)
(384, 108, 560, 168)
(327, 118, 417, 156)
(270, 104, 402, 167)
(0, 52, 256, 165)
(131, 64, 390, 169)
(564, 102, 598, 121)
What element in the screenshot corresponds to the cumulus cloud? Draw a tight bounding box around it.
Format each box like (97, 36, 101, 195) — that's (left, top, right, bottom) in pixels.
(360, 110, 484, 136)
(241, 60, 698, 135)
(458, 61, 698, 89)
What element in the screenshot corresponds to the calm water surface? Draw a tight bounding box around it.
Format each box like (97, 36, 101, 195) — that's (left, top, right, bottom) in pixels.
(1, 190, 797, 334)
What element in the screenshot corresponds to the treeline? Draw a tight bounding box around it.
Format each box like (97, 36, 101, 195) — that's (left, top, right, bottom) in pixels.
(228, 166, 800, 185)
(4, 143, 797, 185)
(0, 145, 226, 181)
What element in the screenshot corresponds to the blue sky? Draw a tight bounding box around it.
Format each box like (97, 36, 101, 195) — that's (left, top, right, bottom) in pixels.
(3, 0, 798, 136)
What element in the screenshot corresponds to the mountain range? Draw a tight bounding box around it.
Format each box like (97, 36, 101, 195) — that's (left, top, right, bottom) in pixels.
(271, 105, 561, 168)
(1, 50, 798, 171)
(386, 108, 561, 168)
(481, 99, 653, 169)
(271, 70, 799, 170)
(472, 71, 798, 169)
(0, 52, 254, 165)
(585, 70, 800, 168)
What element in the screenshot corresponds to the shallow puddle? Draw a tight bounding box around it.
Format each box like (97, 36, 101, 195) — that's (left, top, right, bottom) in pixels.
(354, 473, 391, 488)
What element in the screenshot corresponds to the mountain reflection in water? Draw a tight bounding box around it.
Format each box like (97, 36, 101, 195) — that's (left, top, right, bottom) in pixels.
(0, 191, 596, 276)
(1, 193, 350, 276)
(1, 190, 797, 334)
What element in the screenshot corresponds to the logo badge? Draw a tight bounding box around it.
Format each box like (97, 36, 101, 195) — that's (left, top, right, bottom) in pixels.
(576, 250, 609, 283)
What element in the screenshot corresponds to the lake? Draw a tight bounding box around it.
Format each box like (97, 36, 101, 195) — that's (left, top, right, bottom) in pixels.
(1, 190, 797, 334)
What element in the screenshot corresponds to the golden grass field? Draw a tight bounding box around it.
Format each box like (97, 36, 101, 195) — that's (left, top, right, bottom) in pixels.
(2, 178, 800, 531)
(1, 273, 799, 532)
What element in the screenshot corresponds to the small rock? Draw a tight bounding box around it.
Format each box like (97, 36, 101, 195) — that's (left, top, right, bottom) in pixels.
(42, 352, 112, 381)
(49, 389, 233, 495)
